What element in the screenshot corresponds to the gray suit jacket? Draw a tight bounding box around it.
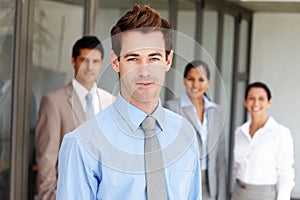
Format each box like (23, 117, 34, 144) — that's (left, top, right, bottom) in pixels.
(164, 95, 227, 200)
(35, 82, 115, 200)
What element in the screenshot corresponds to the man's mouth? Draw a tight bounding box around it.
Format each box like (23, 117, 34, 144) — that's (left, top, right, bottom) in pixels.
(137, 81, 155, 86)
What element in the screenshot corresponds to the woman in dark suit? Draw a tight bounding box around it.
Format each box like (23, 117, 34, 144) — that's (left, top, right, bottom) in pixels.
(164, 60, 227, 200)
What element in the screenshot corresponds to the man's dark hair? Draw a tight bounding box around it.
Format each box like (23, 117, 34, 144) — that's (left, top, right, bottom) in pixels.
(72, 36, 104, 59)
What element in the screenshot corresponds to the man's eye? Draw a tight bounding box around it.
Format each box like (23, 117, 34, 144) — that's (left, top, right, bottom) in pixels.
(127, 57, 137, 61)
(151, 57, 160, 61)
(79, 58, 85, 62)
(83, 59, 90, 63)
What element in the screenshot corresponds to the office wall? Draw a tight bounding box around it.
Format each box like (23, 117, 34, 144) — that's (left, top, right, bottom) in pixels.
(251, 13, 300, 198)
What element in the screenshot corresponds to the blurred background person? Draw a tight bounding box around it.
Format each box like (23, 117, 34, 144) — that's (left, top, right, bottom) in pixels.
(164, 60, 227, 200)
(35, 36, 115, 200)
(232, 82, 294, 200)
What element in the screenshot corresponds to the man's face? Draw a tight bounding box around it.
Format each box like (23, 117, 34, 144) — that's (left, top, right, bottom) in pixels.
(72, 48, 102, 89)
(111, 30, 173, 106)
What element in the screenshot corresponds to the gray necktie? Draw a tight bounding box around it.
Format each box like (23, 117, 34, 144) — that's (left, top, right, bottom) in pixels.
(85, 92, 95, 119)
(142, 116, 168, 200)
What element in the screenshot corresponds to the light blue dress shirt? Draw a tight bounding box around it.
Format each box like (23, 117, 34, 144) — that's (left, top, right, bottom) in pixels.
(57, 94, 202, 200)
(180, 93, 217, 170)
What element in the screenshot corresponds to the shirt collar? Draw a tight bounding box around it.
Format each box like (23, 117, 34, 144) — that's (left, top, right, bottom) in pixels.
(261, 116, 276, 130)
(72, 78, 97, 97)
(180, 92, 217, 109)
(240, 116, 276, 135)
(112, 93, 165, 132)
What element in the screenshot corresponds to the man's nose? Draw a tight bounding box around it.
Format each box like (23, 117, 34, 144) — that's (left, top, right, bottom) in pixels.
(139, 65, 151, 77)
(85, 60, 93, 69)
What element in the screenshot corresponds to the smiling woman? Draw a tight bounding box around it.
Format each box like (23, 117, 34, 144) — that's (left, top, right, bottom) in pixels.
(232, 82, 295, 200)
(164, 60, 227, 200)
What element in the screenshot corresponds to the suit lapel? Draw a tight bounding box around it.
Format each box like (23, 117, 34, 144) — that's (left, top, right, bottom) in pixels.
(182, 106, 198, 131)
(207, 107, 218, 156)
(65, 83, 86, 126)
(182, 106, 203, 152)
(207, 108, 213, 153)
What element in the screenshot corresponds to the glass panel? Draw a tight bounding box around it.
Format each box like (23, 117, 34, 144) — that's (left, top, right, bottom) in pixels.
(97, 6, 121, 95)
(0, 1, 15, 199)
(29, 0, 84, 198)
(170, 3, 195, 99)
(221, 14, 235, 140)
(234, 81, 247, 128)
(238, 19, 249, 73)
(32, 0, 84, 101)
(203, 10, 218, 62)
(98, 3, 129, 95)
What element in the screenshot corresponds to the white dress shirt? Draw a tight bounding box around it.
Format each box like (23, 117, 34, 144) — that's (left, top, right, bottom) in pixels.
(234, 116, 295, 200)
(72, 79, 100, 114)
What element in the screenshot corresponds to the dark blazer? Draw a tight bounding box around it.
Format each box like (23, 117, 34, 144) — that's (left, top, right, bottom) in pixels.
(164, 95, 227, 200)
(35, 82, 115, 200)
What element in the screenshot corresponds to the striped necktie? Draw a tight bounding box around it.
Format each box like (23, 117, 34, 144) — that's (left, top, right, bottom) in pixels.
(85, 92, 95, 119)
(142, 116, 168, 200)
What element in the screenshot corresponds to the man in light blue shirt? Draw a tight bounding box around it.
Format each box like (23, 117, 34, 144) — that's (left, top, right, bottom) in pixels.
(57, 4, 201, 200)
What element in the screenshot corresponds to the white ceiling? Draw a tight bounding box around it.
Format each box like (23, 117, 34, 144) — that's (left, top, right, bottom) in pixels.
(228, 0, 300, 12)
(46, 0, 300, 12)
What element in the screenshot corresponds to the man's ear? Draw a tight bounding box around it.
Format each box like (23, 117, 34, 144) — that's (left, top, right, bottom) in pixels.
(165, 50, 173, 72)
(110, 50, 120, 73)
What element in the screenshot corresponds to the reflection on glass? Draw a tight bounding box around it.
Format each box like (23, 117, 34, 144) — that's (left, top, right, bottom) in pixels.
(32, 0, 84, 105)
(29, 0, 84, 198)
(0, 1, 15, 198)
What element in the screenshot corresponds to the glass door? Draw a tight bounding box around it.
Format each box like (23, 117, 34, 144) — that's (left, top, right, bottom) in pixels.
(0, 1, 16, 199)
(29, 0, 85, 199)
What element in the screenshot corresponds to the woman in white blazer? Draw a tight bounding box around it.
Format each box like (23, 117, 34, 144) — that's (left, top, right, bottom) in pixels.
(232, 82, 295, 200)
(164, 60, 227, 200)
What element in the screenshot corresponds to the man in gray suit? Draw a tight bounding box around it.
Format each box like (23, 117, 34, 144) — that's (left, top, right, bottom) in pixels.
(35, 36, 115, 200)
(164, 60, 227, 200)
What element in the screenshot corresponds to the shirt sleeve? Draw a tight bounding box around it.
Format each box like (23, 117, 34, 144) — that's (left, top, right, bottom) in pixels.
(188, 136, 202, 200)
(276, 128, 295, 200)
(56, 132, 101, 200)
